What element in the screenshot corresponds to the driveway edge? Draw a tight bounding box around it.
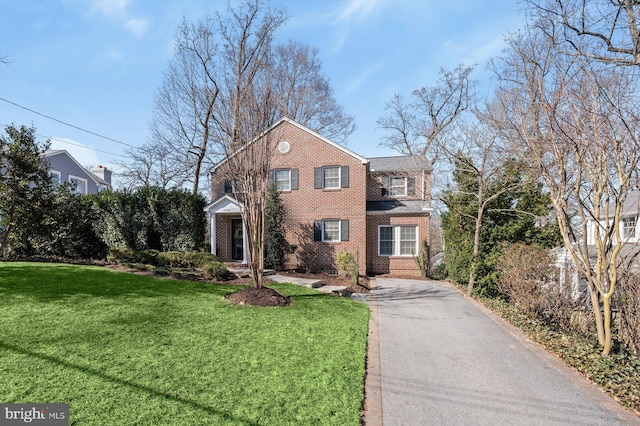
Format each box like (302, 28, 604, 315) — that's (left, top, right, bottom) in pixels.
(362, 278, 383, 425)
(445, 280, 640, 425)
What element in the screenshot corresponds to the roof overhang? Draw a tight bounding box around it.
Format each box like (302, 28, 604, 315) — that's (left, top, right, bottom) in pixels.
(204, 195, 242, 215)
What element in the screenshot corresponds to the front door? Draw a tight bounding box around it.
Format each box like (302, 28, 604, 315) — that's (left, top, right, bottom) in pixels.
(231, 218, 244, 261)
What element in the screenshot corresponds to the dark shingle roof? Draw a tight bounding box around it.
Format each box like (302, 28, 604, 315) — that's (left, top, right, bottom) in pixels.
(368, 155, 431, 173)
(366, 200, 433, 215)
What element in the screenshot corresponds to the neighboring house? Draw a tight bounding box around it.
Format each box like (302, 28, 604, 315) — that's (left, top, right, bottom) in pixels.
(204, 117, 433, 276)
(554, 188, 640, 299)
(43, 150, 112, 194)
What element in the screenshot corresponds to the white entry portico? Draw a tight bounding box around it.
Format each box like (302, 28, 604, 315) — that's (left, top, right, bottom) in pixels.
(203, 195, 248, 264)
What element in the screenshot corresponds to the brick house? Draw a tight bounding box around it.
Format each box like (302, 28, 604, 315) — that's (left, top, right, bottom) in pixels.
(204, 117, 432, 276)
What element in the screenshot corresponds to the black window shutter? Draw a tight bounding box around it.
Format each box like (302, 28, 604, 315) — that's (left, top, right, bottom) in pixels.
(291, 168, 299, 190)
(407, 177, 416, 196)
(341, 166, 349, 188)
(314, 221, 322, 241)
(224, 180, 232, 193)
(341, 219, 349, 241)
(382, 188, 388, 196)
(314, 167, 322, 189)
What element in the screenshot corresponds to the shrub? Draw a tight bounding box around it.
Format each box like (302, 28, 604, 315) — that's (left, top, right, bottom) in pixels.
(108, 248, 144, 264)
(264, 185, 289, 270)
(496, 242, 577, 331)
(183, 252, 220, 268)
(202, 261, 231, 281)
(89, 187, 206, 253)
(617, 271, 640, 355)
(337, 250, 359, 285)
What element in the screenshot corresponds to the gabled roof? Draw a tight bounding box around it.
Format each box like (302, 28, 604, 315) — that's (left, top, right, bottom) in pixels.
(43, 149, 110, 187)
(212, 117, 368, 172)
(368, 155, 431, 173)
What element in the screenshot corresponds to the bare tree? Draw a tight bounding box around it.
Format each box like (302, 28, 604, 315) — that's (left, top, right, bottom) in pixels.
(208, 0, 286, 288)
(147, 15, 223, 194)
(490, 23, 640, 355)
(115, 141, 192, 191)
(377, 64, 476, 161)
(270, 40, 356, 143)
(442, 116, 532, 295)
(528, 0, 640, 66)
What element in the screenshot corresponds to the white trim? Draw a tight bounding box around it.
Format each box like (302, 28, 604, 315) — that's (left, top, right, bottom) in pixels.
(69, 175, 88, 195)
(203, 195, 242, 214)
(210, 213, 217, 255)
(322, 166, 341, 189)
(274, 169, 291, 191)
(388, 175, 407, 196)
(378, 225, 418, 257)
(322, 219, 341, 242)
(50, 170, 61, 184)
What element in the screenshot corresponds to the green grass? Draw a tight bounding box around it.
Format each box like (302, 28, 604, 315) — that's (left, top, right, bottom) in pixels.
(0, 262, 369, 425)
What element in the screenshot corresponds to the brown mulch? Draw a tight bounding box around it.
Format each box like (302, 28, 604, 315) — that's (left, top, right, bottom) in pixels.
(224, 286, 291, 307)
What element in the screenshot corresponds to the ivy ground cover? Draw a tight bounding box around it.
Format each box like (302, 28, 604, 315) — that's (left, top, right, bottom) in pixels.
(0, 262, 369, 425)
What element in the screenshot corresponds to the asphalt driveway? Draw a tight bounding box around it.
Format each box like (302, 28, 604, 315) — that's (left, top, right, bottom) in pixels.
(365, 278, 639, 425)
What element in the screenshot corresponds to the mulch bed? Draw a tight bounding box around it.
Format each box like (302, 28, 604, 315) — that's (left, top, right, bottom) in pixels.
(224, 286, 291, 307)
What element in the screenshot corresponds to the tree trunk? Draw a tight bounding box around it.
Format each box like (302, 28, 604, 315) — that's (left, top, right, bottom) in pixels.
(467, 209, 483, 295)
(588, 281, 606, 348)
(602, 293, 612, 356)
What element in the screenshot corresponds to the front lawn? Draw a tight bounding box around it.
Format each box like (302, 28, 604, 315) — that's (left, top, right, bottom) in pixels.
(0, 262, 369, 425)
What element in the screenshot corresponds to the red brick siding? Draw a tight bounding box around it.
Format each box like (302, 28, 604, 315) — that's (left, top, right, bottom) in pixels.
(208, 119, 432, 276)
(366, 214, 431, 276)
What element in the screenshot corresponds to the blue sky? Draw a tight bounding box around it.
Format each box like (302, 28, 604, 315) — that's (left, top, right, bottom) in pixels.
(0, 0, 526, 181)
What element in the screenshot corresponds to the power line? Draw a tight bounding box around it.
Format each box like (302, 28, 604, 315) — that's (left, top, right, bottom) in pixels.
(0, 97, 138, 149)
(0, 122, 128, 158)
(39, 134, 127, 158)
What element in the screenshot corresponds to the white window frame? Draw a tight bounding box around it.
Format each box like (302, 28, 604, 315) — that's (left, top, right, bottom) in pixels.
(388, 175, 407, 196)
(50, 170, 61, 185)
(622, 216, 637, 240)
(378, 225, 418, 257)
(323, 219, 341, 242)
(69, 175, 88, 195)
(323, 166, 340, 189)
(274, 169, 291, 191)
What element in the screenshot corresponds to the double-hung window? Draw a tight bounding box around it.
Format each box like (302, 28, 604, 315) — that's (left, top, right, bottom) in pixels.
(378, 225, 418, 256)
(314, 219, 350, 242)
(50, 170, 61, 185)
(268, 168, 298, 192)
(69, 175, 87, 195)
(622, 216, 637, 240)
(323, 219, 340, 242)
(323, 167, 340, 189)
(314, 166, 349, 189)
(388, 176, 407, 196)
(274, 169, 291, 191)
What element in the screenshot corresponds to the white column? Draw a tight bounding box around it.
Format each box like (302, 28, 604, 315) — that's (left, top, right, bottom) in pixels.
(210, 213, 217, 255)
(242, 219, 248, 264)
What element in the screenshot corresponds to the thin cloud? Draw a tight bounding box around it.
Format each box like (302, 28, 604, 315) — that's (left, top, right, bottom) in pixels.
(345, 61, 384, 95)
(124, 18, 149, 38)
(332, 0, 378, 26)
(91, 0, 130, 18)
